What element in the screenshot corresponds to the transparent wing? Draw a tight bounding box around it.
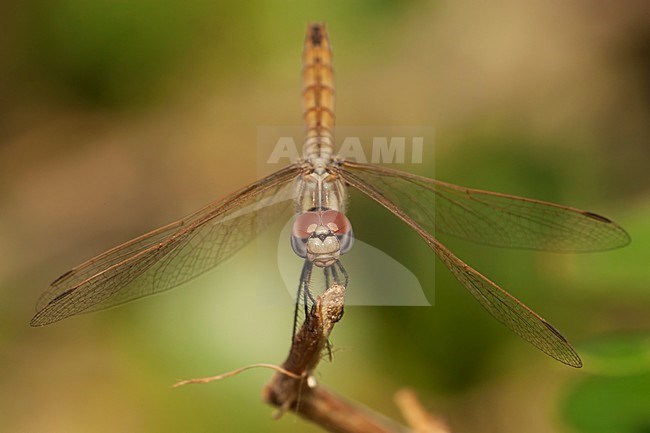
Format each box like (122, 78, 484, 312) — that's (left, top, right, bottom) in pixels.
(31, 164, 302, 326)
(432, 237, 582, 367)
(339, 161, 629, 252)
(337, 162, 591, 367)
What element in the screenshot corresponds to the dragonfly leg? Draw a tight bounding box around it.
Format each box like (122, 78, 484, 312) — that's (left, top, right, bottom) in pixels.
(324, 265, 332, 289)
(291, 279, 303, 343)
(303, 285, 311, 322)
(292, 261, 313, 344)
(291, 260, 314, 343)
(325, 339, 333, 361)
(335, 260, 349, 287)
(332, 261, 347, 321)
(303, 261, 315, 319)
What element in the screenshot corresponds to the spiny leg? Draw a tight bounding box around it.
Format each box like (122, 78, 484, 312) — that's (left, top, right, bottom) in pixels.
(291, 260, 348, 355)
(292, 260, 313, 344)
(302, 283, 310, 322)
(335, 260, 349, 287)
(302, 261, 314, 321)
(324, 265, 332, 289)
(330, 263, 339, 285)
(291, 264, 305, 344)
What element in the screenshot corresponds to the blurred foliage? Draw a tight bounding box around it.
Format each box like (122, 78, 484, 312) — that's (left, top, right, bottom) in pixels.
(562, 333, 650, 433)
(16, 0, 261, 106)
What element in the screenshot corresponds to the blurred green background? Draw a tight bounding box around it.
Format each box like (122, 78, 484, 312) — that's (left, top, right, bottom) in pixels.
(1, 1, 649, 432)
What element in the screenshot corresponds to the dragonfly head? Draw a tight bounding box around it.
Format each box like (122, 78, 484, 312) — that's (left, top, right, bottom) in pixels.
(306, 224, 341, 267)
(291, 210, 354, 267)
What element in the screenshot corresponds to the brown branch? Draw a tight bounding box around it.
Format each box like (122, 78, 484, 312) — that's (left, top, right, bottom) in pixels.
(262, 283, 410, 433)
(174, 281, 451, 432)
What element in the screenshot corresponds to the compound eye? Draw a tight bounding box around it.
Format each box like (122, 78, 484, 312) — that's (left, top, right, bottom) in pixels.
(291, 235, 307, 258)
(321, 210, 352, 235)
(292, 212, 321, 239)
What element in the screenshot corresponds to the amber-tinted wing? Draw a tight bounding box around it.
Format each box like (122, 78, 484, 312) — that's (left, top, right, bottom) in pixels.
(340, 161, 629, 251)
(337, 161, 629, 367)
(31, 164, 302, 326)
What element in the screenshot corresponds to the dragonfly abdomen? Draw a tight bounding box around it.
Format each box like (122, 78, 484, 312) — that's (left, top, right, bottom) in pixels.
(302, 23, 335, 170)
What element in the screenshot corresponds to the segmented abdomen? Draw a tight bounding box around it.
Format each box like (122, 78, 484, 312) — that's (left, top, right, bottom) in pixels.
(302, 23, 335, 161)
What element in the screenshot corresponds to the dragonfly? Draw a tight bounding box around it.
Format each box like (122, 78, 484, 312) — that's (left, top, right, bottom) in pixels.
(32, 23, 630, 368)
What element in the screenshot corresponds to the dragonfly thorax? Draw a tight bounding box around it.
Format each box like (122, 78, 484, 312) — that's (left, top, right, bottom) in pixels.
(291, 209, 354, 267)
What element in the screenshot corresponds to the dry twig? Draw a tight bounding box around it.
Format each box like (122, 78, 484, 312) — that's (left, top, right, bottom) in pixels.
(175, 281, 451, 432)
(262, 283, 411, 433)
